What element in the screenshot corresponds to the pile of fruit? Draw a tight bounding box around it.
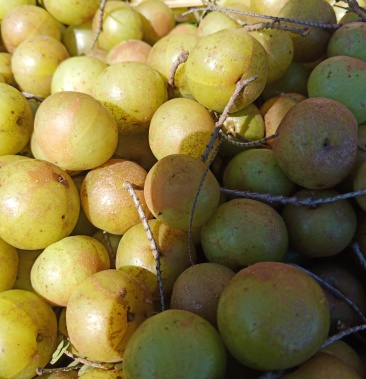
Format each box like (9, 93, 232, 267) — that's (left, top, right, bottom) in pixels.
(1, 0, 366, 377)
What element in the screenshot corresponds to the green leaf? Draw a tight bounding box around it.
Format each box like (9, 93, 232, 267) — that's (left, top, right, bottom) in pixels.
(78, 365, 95, 376)
(50, 339, 70, 365)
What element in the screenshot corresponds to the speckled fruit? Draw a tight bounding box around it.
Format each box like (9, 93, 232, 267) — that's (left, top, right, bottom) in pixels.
(123, 309, 227, 379)
(272, 97, 358, 189)
(66, 269, 154, 362)
(186, 27, 268, 113)
(144, 154, 220, 231)
(217, 262, 330, 370)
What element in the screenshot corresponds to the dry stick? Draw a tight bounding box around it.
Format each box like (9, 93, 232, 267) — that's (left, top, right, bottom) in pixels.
(122, 181, 165, 312)
(36, 365, 82, 375)
(90, 0, 108, 51)
(220, 130, 278, 148)
(22, 92, 44, 102)
(183, 5, 341, 29)
(168, 50, 189, 98)
(291, 264, 366, 324)
(244, 22, 309, 36)
(348, 0, 366, 21)
(351, 241, 366, 272)
(220, 188, 366, 206)
(322, 324, 366, 349)
(201, 75, 258, 163)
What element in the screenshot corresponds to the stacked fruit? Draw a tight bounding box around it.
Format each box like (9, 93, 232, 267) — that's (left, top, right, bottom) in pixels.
(1, 0, 366, 378)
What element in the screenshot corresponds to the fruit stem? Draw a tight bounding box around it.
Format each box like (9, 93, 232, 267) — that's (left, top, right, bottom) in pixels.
(348, 0, 366, 21)
(321, 324, 366, 349)
(351, 242, 366, 273)
(244, 22, 309, 37)
(123, 181, 165, 312)
(168, 50, 189, 96)
(90, 0, 108, 51)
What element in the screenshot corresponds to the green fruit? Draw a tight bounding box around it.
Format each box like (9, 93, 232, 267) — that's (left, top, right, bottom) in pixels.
(185, 27, 268, 113)
(201, 198, 288, 269)
(123, 309, 227, 379)
(272, 97, 358, 189)
(144, 154, 220, 231)
(197, 11, 239, 38)
(281, 189, 357, 257)
(307, 55, 366, 124)
(217, 262, 330, 370)
(0, 237, 18, 292)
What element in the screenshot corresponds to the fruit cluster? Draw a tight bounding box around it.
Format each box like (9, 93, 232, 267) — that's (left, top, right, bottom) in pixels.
(1, 0, 366, 378)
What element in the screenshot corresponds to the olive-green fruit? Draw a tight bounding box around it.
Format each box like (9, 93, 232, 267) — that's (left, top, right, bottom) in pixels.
(170, 262, 235, 327)
(0, 237, 18, 292)
(281, 189, 357, 257)
(217, 262, 330, 370)
(201, 199, 288, 269)
(272, 97, 358, 189)
(123, 309, 227, 379)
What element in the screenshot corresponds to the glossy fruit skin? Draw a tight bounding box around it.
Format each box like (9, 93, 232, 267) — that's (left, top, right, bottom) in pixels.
(185, 27, 268, 113)
(0, 159, 80, 250)
(307, 55, 366, 124)
(0, 289, 57, 379)
(66, 269, 154, 363)
(0, 83, 34, 156)
(31, 91, 118, 171)
(123, 309, 227, 379)
(272, 97, 358, 189)
(144, 154, 220, 231)
(201, 199, 288, 269)
(217, 262, 330, 371)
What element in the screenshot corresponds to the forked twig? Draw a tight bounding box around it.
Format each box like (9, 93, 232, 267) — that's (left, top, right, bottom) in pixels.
(348, 0, 366, 21)
(123, 181, 165, 311)
(90, 0, 108, 51)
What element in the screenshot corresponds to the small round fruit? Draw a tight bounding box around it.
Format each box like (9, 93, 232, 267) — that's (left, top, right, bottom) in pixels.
(123, 309, 227, 379)
(148, 98, 216, 160)
(0, 289, 57, 379)
(186, 27, 268, 113)
(66, 269, 154, 362)
(197, 11, 239, 37)
(217, 262, 330, 370)
(201, 199, 288, 269)
(144, 154, 220, 231)
(281, 189, 357, 257)
(31, 235, 110, 306)
(272, 97, 358, 189)
(0, 237, 18, 292)
(0, 83, 34, 155)
(11, 35, 69, 98)
(106, 39, 152, 65)
(31, 91, 118, 171)
(81, 159, 152, 235)
(0, 159, 80, 250)
(170, 263, 235, 326)
(92, 61, 168, 134)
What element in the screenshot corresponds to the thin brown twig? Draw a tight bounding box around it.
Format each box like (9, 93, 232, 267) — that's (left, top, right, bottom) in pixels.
(63, 350, 112, 369)
(244, 22, 309, 36)
(219, 188, 366, 206)
(201, 75, 258, 163)
(351, 241, 366, 272)
(90, 0, 108, 51)
(36, 365, 82, 375)
(122, 181, 165, 311)
(220, 130, 278, 147)
(322, 324, 366, 349)
(348, 0, 366, 20)
(22, 92, 44, 102)
(168, 50, 189, 98)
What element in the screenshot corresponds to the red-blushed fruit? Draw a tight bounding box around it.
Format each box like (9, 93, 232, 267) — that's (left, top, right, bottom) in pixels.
(272, 97, 358, 189)
(185, 27, 268, 113)
(123, 309, 227, 379)
(0, 289, 57, 379)
(106, 39, 152, 65)
(217, 262, 330, 371)
(80, 159, 152, 235)
(201, 198, 288, 269)
(0, 159, 80, 250)
(144, 154, 220, 231)
(31, 91, 118, 171)
(66, 269, 154, 363)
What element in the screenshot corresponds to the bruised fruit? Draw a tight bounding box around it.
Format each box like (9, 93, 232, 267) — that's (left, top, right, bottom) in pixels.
(217, 262, 330, 370)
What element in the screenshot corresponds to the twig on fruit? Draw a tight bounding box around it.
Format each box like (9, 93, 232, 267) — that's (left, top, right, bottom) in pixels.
(123, 181, 165, 312)
(321, 324, 366, 349)
(220, 130, 278, 148)
(63, 350, 113, 369)
(219, 188, 366, 206)
(90, 0, 108, 51)
(244, 22, 309, 37)
(183, 5, 341, 29)
(22, 92, 44, 102)
(201, 75, 258, 163)
(291, 264, 366, 324)
(348, 0, 366, 21)
(168, 50, 189, 97)
(36, 365, 82, 375)
(351, 241, 366, 272)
